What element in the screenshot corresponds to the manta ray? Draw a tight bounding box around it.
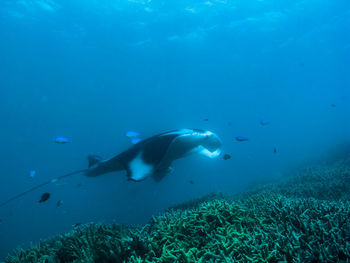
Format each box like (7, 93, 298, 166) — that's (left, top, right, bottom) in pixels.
(0, 129, 222, 207)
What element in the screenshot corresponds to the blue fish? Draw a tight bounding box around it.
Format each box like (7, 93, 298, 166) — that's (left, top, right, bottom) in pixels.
(125, 131, 141, 138)
(235, 136, 248, 142)
(54, 136, 71, 144)
(125, 131, 141, 144)
(29, 170, 36, 178)
(260, 119, 269, 126)
(130, 137, 141, 144)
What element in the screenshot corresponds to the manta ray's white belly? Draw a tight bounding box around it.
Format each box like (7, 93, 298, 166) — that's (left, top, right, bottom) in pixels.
(129, 152, 153, 181)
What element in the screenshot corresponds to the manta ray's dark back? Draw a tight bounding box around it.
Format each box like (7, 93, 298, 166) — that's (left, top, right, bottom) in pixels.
(115, 131, 179, 169)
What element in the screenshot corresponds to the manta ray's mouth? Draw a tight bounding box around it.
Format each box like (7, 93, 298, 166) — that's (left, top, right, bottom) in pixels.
(198, 146, 222, 158)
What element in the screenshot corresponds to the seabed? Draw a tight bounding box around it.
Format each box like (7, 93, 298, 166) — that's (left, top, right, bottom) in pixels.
(5, 160, 350, 263)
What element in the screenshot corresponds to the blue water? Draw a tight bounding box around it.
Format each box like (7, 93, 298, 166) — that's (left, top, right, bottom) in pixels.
(0, 0, 349, 259)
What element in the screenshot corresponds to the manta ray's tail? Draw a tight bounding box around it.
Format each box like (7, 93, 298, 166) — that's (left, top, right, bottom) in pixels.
(0, 169, 87, 208)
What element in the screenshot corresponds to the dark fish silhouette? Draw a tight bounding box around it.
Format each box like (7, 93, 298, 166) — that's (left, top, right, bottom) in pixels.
(259, 119, 269, 126)
(235, 136, 248, 142)
(189, 180, 195, 184)
(331, 104, 336, 108)
(273, 147, 277, 153)
(223, 154, 231, 160)
(39, 193, 50, 203)
(56, 200, 63, 207)
(203, 118, 209, 121)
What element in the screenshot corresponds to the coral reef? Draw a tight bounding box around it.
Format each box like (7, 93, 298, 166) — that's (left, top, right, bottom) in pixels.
(5, 160, 350, 263)
(248, 160, 350, 201)
(167, 191, 230, 211)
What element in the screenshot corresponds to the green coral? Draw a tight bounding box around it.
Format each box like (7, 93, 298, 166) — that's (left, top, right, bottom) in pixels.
(6, 160, 350, 263)
(248, 160, 350, 201)
(138, 194, 350, 262)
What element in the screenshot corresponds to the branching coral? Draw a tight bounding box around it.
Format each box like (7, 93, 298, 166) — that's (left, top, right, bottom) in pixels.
(6, 161, 350, 263)
(249, 161, 350, 201)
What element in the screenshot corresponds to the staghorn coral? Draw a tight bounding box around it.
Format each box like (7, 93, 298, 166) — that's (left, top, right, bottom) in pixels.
(6, 160, 350, 263)
(248, 160, 350, 201)
(167, 192, 230, 211)
(136, 194, 350, 262)
(6, 224, 135, 263)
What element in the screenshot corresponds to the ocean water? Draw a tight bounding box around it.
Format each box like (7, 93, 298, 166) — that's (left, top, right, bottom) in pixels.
(0, 0, 349, 260)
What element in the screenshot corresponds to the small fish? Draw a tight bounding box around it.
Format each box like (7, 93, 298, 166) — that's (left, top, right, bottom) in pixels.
(130, 137, 141, 144)
(126, 131, 141, 144)
(235, 136, 248, 142)
(228, 122, 233, 126)
(203, 118, 209, 121)
(29, 170, 36, 178)
(56, 200, 63, 207)
(223, 154, 231, 160)
(39, 193, 51, 203)
(260, 119, 269, 126)
(73, 223, 82, 227)
(273, 147, 277, 153)
(54, 136, 71, 144)
(189, 180, 195, 184)
(331, 104, 336, 108)
(125, 131, 141, 139)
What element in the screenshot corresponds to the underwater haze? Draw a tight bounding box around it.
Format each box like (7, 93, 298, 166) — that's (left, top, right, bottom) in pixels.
(0, 0, 349, 259)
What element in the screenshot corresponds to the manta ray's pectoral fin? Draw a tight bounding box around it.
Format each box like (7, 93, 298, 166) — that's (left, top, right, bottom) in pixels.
(151, 162, 173, 182)
(151, 170, 168, 182)
(85, 155, 125, 177)
(88, 155, 103, 168)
